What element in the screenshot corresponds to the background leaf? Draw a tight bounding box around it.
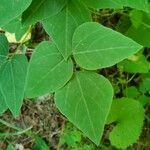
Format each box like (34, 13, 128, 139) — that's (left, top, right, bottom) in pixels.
(123, 86, 139, 99)
(73, 22, 142, 70)
(55, 71, 113, 145)
(107, 98, 145, 149)
(84, 0, 149, 12)
(25, 41, 73, 98)
(129, 10, 143, 28)
(33, 136, 50, 150)
(126, 7, 150, 47)
(6, 144, 15, 150)
(140, 74, 150, 93)
(118, 52, 150, 73)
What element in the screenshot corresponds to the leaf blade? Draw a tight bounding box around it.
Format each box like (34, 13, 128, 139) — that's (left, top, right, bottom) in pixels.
(55, 71, 113, 145)
(43, 0, 91, 60)
(0, 0, 32, 27)
(22, 0, 66, 26)
(0, 33, 9, 65)
(0, 55, 28, 117)
(107, 98, 145, 149)
(0, 90, 7, 114)
(73, 22, 142, 70)
(25, 41, 73, 98)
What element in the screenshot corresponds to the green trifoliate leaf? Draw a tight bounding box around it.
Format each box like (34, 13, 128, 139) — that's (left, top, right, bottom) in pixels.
(107, 98, 145, 149)
(72, 22, 142, 70)
(25, 41, 73, 98)
(0, 55, 28, 117)
(43, 0, 91, 60)
(84, 0, 149, 12)
(0, 0, 32, 27)
(22, 0, 66, 27)
(55, 71, 113, 145)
